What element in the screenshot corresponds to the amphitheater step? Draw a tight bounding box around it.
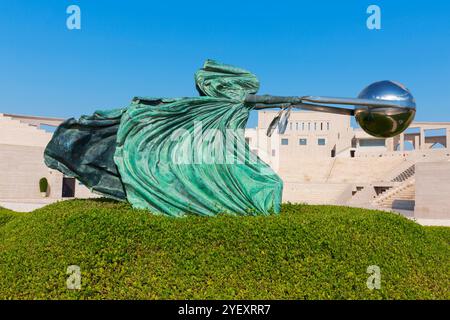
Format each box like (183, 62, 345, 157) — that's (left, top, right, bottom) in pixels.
(391, 164, 415, 182)
(374, 182, 415, 210)
(0, 114, 53, 147)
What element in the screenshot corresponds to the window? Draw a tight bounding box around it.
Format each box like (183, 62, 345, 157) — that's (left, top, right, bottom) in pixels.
(327, 122, 330, 130)
(318, 138, 326, 146)
(296, 122, 298, 130)
(308, 123, 311, 131)
(272, 149, 276, 156)
(281, 138, 289, 145)
(289, 122, 293, 131)
(314, 122, 317, 131)
(359, 139, 386, 147)
(320, 122, 323, 130)
(302, 122, 305, 131)
(299, 138, 307, 145)
(245, 137, 251, 144)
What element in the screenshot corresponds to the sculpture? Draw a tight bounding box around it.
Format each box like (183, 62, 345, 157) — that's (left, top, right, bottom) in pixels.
(44, 60, 416, 216)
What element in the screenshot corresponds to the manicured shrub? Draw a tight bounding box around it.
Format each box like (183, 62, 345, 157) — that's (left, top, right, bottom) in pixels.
(0, 200, 448, 300)
(39, 177, 48, 193)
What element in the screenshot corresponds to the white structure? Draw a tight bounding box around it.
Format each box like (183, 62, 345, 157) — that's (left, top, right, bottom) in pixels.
(415, 162, 450, 222)
(0, 113, 96, 210)
(246, 110, 450, 224)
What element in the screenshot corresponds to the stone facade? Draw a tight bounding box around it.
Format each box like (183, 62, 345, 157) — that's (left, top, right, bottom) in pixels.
(0, 113, 96, 201)
(415, 162, 450, 220)
(245, 110, 450, 222)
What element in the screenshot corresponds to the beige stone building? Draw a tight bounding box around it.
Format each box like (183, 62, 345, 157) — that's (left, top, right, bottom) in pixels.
(246, 110, 450, 224)
(0, 113, 96, 211)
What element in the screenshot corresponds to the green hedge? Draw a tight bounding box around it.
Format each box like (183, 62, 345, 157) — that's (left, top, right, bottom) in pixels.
(39, 178, 48, 193)
(0, 199, 448, 299)
(0, 207, 15, 228)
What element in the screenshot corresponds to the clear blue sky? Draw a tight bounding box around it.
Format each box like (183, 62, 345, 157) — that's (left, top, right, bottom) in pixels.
(0, 0, 449, 127)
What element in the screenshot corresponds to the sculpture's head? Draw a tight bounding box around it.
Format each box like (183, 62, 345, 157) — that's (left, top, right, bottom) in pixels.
(355, 81, 416, 138)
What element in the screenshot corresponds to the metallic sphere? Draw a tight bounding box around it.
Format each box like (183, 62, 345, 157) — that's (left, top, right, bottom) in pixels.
(355, 81, 416, 138)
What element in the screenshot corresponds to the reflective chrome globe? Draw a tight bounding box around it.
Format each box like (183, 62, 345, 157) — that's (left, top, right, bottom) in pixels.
(355, 81, 416, 138)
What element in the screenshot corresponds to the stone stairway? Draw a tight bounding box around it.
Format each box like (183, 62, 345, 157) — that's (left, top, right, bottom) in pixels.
(373, 179, 415, 210)
(0, 113, 53, 147)
(391, 164, 415, 182)
(368, 162, 417, 210)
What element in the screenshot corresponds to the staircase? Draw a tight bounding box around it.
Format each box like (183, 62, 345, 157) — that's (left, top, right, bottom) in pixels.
(373, 179, 415, 210)
(391, 165, 415, 182)
(0, 113, 53, 147)
(371, 162, 417, 210)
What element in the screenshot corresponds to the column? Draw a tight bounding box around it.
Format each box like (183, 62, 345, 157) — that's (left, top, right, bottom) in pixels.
(420, 128, 425, 150)
(446, 128, 450, 149)
(386, 137, 394, 152)
(399, 133, 404, 152)
(414, 135, 420, 151)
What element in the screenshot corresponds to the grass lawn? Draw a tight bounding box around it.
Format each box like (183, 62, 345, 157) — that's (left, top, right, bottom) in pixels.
(0, 199, 449, 300)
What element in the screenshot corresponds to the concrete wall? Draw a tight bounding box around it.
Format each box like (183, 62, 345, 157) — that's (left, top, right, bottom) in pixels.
(283, 182, 350, 204)
(257, 110, 354, 160)
(0, 114, 98, 200)
(415, 162, 450, 219)
(0, 143, 99, 200)
(0, 144, 63, 199)
(75, 181, 100, 199)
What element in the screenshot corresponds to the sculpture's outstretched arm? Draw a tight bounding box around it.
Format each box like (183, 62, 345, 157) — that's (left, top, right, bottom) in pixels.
(246, 94, 415, 116)
(245, 87, 416, 139)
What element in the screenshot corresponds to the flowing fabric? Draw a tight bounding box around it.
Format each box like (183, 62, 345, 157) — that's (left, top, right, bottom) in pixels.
(44, 108, 127, 200)
(44, 60, 283, 216)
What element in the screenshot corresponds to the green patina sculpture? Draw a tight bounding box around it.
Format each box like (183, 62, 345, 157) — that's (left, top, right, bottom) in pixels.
(45, 60, 283, 216)
(45, 59, 416, 216)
